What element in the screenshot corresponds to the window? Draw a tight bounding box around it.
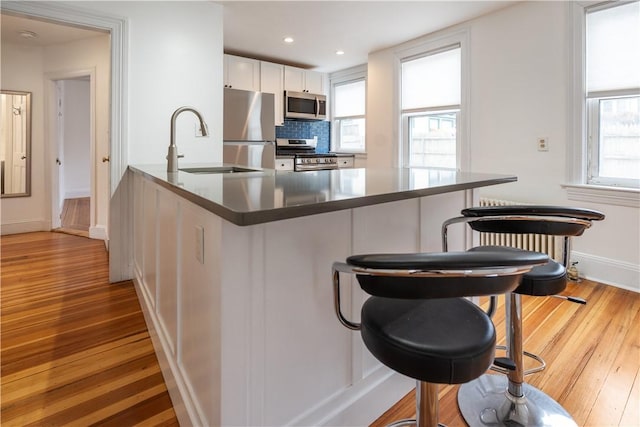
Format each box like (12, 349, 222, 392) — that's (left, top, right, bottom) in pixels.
(585, 2, 640, 188)
(332, 79, 365, 152)
(401, 46, 461, 169)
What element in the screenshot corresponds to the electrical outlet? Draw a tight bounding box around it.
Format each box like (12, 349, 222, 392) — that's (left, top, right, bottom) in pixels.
(195, 225, 204, 264)
(537, 137, 549, 152)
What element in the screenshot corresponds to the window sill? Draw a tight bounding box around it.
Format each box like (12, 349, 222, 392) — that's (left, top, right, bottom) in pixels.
(563, 184, 640, 208)
(332, 150, 367, 158)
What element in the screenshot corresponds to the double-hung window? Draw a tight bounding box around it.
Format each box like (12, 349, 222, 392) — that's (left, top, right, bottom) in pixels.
(585, 1, 640, 188)
(401, 45, 461, 169)
(332, 78, 366, 152)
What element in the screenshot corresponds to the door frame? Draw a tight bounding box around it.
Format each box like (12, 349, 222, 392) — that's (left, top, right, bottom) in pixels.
(45, 70, 96, 233)
(2, 1, 130, 281)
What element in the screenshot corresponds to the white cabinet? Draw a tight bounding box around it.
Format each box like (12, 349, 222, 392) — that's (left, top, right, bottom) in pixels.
(131, 168, 475, 427)
(303, 70, 325, 94)
(224, 54, 260, 91)
(336, 155, 355, 169)
(274, 157, 294, 171)
(284, 66, 325, 94)
(260, 61, 285, 126)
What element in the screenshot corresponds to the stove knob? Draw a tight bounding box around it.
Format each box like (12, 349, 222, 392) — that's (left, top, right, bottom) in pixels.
(316, 158, 320, 163)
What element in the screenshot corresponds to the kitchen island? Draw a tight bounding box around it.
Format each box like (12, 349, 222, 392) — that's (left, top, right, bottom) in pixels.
(129, 164, 516, 427)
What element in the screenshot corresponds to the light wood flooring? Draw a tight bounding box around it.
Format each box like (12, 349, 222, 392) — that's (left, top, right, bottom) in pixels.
(1, 232, 178, 426)
(55, 197, 90, 238)
(1, 231, 638, 426)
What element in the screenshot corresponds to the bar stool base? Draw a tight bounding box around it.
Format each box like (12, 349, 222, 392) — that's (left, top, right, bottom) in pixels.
(387, 420, 445, 427)
(457, 374, 577, 427)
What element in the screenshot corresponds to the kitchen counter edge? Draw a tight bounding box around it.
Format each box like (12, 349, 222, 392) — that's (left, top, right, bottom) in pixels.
(128, 165, 516, 227)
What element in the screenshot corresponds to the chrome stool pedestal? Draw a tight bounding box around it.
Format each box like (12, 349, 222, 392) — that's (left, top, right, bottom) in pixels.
(387, 381, 444, 427)
(457, 292, 577, 427)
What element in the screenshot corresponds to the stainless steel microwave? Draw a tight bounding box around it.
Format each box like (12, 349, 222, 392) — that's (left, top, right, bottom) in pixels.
(284, 90, 326, 120)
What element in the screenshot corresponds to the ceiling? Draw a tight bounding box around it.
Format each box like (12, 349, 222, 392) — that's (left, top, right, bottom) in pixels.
(2, 2, 516, 73)
(0, 13, 107, 47)
(218, 1, 516, 72)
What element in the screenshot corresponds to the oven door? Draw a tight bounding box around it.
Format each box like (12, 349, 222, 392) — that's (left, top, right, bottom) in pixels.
(285, 91, 326, 120)
(295, 163, 337, 172)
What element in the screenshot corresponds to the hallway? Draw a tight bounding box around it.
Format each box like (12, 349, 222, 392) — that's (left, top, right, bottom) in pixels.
(0, 232, 177, 426)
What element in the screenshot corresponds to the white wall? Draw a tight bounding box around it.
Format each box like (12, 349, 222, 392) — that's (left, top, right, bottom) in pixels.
(366, 1, 639, 291)
(61, 79, 91, 199)
(72, 1, 224, 166)
(0, 43, 48, 234)
(366, 48, 399, 169)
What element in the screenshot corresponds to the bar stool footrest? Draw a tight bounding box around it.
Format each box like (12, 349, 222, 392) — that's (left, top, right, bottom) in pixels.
(490, 345, 546, 376)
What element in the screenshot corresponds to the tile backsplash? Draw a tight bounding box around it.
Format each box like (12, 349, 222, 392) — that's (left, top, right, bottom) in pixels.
(276, 120, 331, 153)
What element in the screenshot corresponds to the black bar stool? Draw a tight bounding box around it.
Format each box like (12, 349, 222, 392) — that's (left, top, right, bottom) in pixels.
(441, 206, 605, 427)
(332, 250, 549, 427)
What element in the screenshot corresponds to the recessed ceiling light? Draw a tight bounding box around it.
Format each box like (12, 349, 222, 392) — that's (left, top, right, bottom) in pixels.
(18, 30, 38, 39)
(283, 37, 294, 44)
(335, 50, 345, 55)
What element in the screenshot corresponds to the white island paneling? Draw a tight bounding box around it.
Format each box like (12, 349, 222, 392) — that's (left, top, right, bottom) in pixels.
(131, 169, 477, 426)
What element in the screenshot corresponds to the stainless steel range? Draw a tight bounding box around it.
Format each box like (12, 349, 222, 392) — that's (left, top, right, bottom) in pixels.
(276, 138, 338, 171)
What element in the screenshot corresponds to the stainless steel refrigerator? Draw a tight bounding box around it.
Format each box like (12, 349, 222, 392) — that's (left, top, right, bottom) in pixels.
(223, 88, 276, 169)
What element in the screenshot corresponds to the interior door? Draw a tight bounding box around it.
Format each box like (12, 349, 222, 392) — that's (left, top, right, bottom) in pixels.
(10, 95, 26, 193)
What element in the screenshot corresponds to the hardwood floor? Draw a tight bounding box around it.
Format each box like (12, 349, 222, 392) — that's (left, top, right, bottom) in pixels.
(371, 280, 640, 427)
(1, 232, 178, 426)
(1, 231, 638, 426)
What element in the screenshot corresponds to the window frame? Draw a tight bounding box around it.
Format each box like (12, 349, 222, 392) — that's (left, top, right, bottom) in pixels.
(396, 30, 469, 171)
(566, 1, 640, 207)
(401, 107, 460, 170)
(586, 93, 640, 188)
(330, 66, 367, 153)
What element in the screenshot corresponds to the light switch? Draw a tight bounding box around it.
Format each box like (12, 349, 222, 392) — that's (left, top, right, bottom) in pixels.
(195, 225, 204, 264)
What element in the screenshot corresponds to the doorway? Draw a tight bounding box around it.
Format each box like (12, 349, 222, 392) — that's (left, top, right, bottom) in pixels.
(52, 77, 92, 238)
(2, 1, 128, 281)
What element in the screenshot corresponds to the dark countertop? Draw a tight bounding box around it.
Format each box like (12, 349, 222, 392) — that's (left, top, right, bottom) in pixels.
(129, 164, 516, 226)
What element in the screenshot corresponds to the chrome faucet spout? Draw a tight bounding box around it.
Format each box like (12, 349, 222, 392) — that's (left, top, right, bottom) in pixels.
(167, 106, 209, 172)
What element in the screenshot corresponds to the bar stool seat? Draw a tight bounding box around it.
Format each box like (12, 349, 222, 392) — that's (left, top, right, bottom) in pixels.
(469, 246, 566, 296)
(333, 250, 550, 427)
(361, 297, 495, 385)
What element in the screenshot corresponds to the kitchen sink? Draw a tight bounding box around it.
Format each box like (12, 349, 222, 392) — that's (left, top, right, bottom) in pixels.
(179, 166, 261, 174)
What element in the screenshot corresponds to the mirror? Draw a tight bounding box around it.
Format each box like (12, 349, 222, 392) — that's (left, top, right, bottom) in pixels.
(1, 90, 31, 198)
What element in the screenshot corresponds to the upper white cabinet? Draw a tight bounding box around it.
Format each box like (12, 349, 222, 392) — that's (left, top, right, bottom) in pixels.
(224, 54, 260, 91)
(284, 66, 325, 94)
(224, 55, 326, 125)
(260, 61, 285, 126)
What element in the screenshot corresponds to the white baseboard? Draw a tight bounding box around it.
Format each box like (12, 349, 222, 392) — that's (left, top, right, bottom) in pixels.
(64, 190, 91, 199)
(132, 275, 200, 427)
(572, 251, 640, 293)
(312, 370, 413, 427)
(1, 219, 50, 235)
(89, 225, 107, 241)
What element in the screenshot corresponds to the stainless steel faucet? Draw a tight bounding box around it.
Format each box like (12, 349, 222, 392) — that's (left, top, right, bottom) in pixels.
(167, 106, 209, 172)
